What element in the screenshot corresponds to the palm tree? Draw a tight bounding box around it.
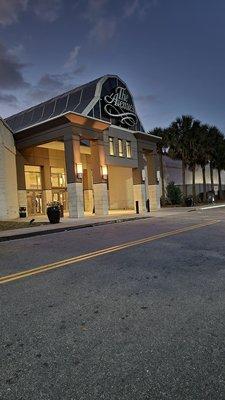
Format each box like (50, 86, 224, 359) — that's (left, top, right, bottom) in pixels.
(184, 119, 203, 200)
(195, 124, 211, 202)
(167, 115, 195, 198)
(148, 127, 167, 205)
(187, 123, 225, 201)
(212, 132, 225, 199)
(207, 126, 224, 192)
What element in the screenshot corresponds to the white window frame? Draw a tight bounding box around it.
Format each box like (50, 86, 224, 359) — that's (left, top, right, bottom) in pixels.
(126, 141, 132, 158)
(118, 139, 124, 157)
(109, 136, 115, 156)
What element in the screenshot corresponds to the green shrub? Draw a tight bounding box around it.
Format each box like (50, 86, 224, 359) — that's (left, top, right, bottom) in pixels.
(166, 182, 182, 205)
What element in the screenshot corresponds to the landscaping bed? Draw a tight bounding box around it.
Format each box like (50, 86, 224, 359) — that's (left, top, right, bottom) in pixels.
(0, 221, 48, 231)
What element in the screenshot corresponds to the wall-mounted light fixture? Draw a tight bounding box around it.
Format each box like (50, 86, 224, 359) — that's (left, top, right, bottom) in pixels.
(142, 169, 146, 182)
(156, 170, 160, 184)
(76, 163, 83, 179)
(101, 165, 108, 180)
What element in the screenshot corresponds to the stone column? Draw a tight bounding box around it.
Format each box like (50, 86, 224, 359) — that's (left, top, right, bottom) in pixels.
(41, 164, 52, 212)
(64, 132, 84, 218)
(83, 161, 94, 213)
(90, 140, 109, 216)
(132, 151, 147, 213)
(16, 151, 28, 212)
(146, 151, 161, 210)
(0, 120, 19, 220)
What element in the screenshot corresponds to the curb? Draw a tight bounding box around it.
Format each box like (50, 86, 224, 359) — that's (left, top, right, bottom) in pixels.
(0, 216, 152, 243)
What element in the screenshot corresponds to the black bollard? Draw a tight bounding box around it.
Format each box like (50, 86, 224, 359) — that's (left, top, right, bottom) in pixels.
(146, 199, 150, 212)
(135, 201, 139, 214)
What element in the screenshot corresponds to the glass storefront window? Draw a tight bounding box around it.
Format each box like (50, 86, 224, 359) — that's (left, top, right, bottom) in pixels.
(126, 141, 132, 158)
(118, 139, 123, 157)
(51, 167, 66, 188)
(25, 166, 42, 190)
(109, 137, 115, 156)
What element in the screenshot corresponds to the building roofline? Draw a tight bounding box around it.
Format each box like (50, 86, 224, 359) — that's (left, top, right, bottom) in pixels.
(0, 116, 13, 133)
(6, 77, 102, 121)
(135, 130, 161, 139)
(6, 74, 146, 134)
(13, 110, 111, 134)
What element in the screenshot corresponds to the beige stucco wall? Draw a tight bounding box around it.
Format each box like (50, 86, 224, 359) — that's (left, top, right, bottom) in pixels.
(0, 119, 19, 219)
(21, 147, 66, 170)
(163, 155, 225, 194)
(108, 166, 134, 209)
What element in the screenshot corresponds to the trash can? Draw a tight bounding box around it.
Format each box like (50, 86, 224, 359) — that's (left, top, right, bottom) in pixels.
(185, 196, 193, 207)
(19, 207, 27, 218)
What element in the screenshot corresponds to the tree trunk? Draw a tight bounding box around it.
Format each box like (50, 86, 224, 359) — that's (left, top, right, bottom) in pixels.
(192, 166, 196, 200)
(218, 169, 223, 200)
(182, 160, 187, 198)
(210, 162, 214, 192)
(159, 152, 165, 205)
(202, 166, 207, 202)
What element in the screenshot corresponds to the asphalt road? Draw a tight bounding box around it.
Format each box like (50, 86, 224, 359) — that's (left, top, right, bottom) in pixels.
(1, 209, 225, 400)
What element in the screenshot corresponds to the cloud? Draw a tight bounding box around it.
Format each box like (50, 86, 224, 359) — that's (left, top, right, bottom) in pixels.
(38, 73, 65, 90)
(83, 0, 109, 22)
(73, 65, 86, 75)
(8, 44, 25, 60)
(64, 46, 81, 69)
(33, 0, 62, 22)
(124, 0, 158, 18)
(0, 42, 29, 89)
(0, 92, 18, 105)
(27, 87, 51, 103)
(89, 18, 116, 44)
(27, 70, 82, 103)
(28, 72, 67, 102)
(0, 0, 28, 26)
(81, 0, 117, 44)
(0, 0, 62, 26)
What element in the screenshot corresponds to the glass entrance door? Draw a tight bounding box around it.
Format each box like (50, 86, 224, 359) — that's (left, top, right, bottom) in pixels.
(27, 191, 43, 215)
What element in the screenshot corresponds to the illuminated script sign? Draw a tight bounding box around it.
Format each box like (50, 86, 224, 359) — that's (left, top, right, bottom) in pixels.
(103, 87, 137, 128)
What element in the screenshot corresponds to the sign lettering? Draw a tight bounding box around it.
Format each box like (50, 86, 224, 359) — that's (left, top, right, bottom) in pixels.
(103, 87, 137, 128)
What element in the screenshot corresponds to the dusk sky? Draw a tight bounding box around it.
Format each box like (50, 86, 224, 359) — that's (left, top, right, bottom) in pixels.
(1, 0, 225, 132)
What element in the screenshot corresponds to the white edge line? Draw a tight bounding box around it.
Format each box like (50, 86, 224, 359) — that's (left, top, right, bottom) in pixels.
(200, 204, 225, 210)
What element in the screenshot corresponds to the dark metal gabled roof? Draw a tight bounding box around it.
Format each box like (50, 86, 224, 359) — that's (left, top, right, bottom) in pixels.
(5, 77, 100, 133)
(5, 74, 145, 134)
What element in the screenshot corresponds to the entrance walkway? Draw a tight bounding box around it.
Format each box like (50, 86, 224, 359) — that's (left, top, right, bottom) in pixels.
(23, 209, 136, 224)
(0, 206, 204, 242)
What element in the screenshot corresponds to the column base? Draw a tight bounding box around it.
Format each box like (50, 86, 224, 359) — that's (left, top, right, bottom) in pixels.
(68, 182, 84, 218)
(84, 189, 94, 213)
(133, 184, 146, 213)
(93, 183, 109, 215)
(149, 185, 161, 210)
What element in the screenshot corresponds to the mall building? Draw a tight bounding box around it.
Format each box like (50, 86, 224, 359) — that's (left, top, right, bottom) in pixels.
(0, 75, 161, 220)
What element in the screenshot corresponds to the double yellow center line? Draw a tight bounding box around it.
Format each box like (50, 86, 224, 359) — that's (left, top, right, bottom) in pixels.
(0, 220, 220, 285)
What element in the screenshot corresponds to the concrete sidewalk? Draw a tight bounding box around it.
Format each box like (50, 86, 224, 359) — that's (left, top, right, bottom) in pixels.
(0, 207, 195, 242)
(1, 203, 223, 242)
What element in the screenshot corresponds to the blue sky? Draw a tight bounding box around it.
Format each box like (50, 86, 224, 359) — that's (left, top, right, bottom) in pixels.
(1, 0, 225, 132)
